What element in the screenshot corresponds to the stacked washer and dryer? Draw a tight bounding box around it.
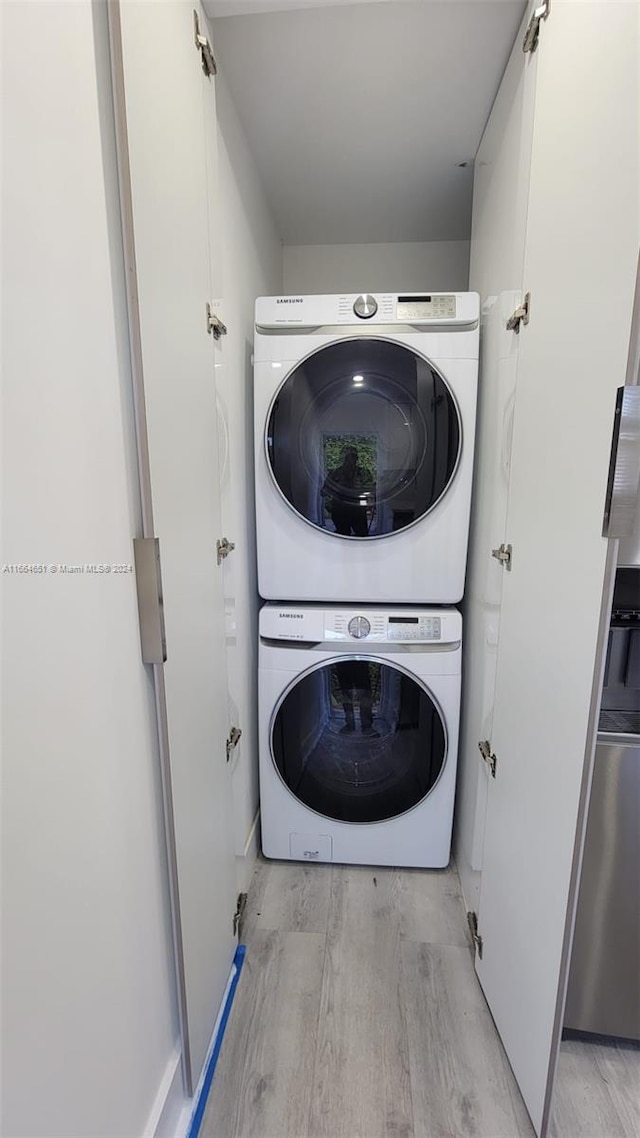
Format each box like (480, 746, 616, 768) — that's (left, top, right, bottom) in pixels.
(254, 292, 479, 867)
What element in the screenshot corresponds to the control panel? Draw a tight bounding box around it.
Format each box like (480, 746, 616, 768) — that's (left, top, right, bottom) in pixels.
(328, 612, 442, 642)
(259, 604, 459, 645)
(255, 292, 479, 330)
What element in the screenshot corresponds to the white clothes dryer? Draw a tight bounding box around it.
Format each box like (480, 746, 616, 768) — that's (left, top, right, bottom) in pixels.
(259, 603, 462, 868)
(254, 292, 479, 603)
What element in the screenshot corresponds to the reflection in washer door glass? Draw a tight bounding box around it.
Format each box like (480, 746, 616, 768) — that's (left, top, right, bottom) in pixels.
(266, 338, 460, 538)
(271, 661, 446, 823)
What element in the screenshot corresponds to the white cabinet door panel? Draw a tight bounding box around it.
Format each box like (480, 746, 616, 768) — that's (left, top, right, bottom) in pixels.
(112, 0, 237, 1093)
(475, 3, 639, 1133)
(457, 3, 538, 907)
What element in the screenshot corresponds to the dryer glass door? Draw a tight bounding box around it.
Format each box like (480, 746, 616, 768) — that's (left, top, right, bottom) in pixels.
(266, 339, 461, 538)
(271, 658, 446, 823)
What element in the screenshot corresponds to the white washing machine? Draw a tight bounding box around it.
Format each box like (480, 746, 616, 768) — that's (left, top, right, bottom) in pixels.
(254, 292, 479, 603)
(259, 603, 462, 868)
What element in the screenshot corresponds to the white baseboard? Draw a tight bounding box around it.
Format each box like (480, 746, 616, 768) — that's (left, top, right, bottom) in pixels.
(144, 819, 259, 1138)
(455, 849, 481, 915)
(148, 946, 247, 1138)
(235, 808, 260, 896)
(143, 1046, 184, 1138)
(146, 823, 259, 1138)
(244, 807, 260, 860)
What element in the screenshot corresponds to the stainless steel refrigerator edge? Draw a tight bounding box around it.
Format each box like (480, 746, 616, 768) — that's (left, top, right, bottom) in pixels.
(563, 257, 640, 1042)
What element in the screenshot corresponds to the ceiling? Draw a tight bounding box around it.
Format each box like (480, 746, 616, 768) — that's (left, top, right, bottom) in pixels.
(204, 0, 527, 245)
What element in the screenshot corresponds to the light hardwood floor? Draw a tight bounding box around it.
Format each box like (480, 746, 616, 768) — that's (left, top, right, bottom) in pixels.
(201, 857, 534, 1138)
(550, 1034, 640, 1138)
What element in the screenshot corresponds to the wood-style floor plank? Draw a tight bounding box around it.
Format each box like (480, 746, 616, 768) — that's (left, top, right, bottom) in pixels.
(307, 866, 414, 1138)
(600, 1039, 640, 1135)
(550, 1036, 640, 1138)
(203, 858, 637, 1138)
(393, 863, 472, 947)
(200, 929, 325, 1138)
(401, 941, 535, 1138)
(253, 857, 333, 935)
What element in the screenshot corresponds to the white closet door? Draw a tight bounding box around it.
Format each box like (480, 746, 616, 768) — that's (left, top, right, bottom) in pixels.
(475, 3, 639, 1134)
(111, 0, 237, 1094)
(458, 3, 539, 912)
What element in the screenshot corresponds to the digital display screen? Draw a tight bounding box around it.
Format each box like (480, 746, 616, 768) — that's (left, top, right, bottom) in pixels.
(397, 294, 456, 320)
(388, 616, 419, 624)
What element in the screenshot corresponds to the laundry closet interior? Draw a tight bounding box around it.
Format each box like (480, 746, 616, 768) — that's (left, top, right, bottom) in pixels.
(3, 2, 639, 1138)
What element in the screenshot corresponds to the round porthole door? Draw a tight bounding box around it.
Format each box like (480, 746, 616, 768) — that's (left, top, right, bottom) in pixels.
(270, 658, 447, 824)
(266, 338, 461, 539)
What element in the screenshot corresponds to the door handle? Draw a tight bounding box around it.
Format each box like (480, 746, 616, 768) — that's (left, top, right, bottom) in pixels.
(133, 538, 167, 663)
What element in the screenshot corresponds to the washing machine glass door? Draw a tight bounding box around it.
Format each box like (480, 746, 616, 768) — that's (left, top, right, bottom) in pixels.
(271, 658, 447, 823)
(266, 338, 461, 538)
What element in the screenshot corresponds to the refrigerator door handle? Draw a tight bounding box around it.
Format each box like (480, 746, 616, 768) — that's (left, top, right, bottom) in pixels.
(602, 385, 640, 538)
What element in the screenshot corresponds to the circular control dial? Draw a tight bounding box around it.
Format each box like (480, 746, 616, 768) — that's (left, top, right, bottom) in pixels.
(348, 615, 371, 639)
(353, 294, 378, 319)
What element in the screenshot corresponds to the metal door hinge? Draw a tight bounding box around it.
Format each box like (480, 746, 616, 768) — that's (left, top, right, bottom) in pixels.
(226, 725, 242, 761)
(523, 1, 550, 54)
(216, 536, 235, 564)
(491, 542, 512, 571)
(507, 292, 530, 333)
(194, 10, 217, 77)
(233, 891, 248, 936)
(478, 739, 498, 779)
(467, 911, 484, 959)
(206, 303, 227, 339)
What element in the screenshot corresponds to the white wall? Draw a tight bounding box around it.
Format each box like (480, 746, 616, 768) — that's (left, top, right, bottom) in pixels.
(1, 3, 179, 1135)
(214, 67, 283, 891)
(283, 240, 469, 295)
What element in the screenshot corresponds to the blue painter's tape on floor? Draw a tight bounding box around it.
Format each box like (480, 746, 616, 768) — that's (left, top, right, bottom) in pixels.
(187, 944, 247, 1138)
